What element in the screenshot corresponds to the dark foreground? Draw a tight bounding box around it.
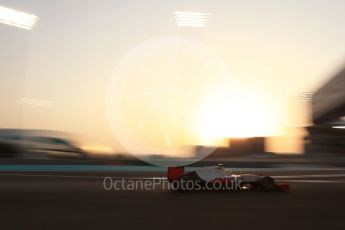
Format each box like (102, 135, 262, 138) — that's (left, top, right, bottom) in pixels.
(0, 169, 344, 230)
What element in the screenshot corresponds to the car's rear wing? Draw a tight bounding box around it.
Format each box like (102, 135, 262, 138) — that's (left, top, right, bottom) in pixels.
(167, 167, 184, 181)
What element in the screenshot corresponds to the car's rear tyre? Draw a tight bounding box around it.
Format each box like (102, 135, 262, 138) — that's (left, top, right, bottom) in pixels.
(259, 176, 278, 192)
(174, 171, 205, 191)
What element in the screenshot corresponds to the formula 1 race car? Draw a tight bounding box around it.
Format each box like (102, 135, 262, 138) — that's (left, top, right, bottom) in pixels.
(167, 164, 290, 192)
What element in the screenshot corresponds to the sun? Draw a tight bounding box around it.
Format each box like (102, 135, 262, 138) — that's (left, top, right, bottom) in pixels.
(196, 84, 278, 145)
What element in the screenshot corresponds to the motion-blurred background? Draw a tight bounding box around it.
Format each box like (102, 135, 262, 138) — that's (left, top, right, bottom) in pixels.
(1, 0, 345, 168)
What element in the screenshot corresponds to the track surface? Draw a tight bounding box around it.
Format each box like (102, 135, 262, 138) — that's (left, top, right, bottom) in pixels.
(0, 169, 344, 230)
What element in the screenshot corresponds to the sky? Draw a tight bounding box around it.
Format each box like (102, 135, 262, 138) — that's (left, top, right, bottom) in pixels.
(1, 0, 345, 155)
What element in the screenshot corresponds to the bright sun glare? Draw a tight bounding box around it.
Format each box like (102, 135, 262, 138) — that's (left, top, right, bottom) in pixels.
(197, 84, 278, 144)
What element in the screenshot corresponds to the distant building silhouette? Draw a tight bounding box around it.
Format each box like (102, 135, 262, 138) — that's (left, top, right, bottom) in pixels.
(306, 64, 345, 155)
(198, 137, 266, 159)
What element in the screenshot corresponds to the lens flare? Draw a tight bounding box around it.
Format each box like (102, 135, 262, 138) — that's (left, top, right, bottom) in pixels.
(0, 6, 38, 30)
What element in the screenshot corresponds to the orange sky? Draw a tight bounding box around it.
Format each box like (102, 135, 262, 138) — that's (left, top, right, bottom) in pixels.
(1, 1, 345, 155)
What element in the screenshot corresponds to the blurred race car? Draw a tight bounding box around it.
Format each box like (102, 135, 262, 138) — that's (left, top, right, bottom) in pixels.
(168, 164, 290, 192)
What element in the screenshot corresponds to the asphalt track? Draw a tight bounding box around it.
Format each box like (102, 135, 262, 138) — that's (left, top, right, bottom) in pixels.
(0, 167, 344, 230)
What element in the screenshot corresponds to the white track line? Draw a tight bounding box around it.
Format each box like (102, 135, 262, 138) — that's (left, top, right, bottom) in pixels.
(0, 173, 167, 180)
(273, 174, 345, 179)
(0, 173, 104, 179)
(278, 179, 345, 183)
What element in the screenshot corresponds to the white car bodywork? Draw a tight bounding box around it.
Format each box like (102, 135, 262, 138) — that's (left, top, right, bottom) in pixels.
(195, 166, 262, 183)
